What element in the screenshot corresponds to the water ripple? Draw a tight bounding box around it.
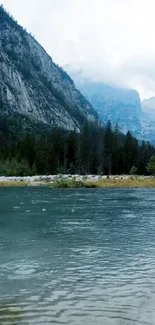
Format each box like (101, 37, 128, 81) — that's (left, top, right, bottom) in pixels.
(1, 188, 155, 324)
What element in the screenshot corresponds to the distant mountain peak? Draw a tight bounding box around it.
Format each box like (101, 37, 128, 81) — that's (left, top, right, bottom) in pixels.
(68, 75, 155, 142)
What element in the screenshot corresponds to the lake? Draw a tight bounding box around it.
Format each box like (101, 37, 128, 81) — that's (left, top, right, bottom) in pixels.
(0, 187, 155, 325)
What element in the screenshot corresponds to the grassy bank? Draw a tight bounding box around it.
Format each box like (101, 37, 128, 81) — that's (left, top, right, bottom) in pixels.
(1, 176, 155, 188)
(0, 181, 29, 187)
(85, 177, 155, 188)
(52, 177, 155, 188)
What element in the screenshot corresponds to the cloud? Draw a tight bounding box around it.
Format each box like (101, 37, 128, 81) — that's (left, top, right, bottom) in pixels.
(2, 0, 155, 99)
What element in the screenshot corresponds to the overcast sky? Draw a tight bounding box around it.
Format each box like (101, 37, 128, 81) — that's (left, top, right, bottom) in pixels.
(2, 0, 155, 99)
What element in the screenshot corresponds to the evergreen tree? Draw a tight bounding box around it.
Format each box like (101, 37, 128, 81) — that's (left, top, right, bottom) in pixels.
(66, 132, 77, 173)
(81, 120, 91, 174)
(111, 123, 121, 174)
(123, 131, 134, 173)
(104, 121, 113, 175)
(146, 156, 155, 175)
(0, 113, 155, 176)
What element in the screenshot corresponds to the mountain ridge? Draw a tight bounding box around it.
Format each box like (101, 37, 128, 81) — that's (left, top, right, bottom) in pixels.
(0, 5, 97, 132)
(66, 71, 155, 142)
(142, 97, 155, 118)
(74, 78, 142, 135)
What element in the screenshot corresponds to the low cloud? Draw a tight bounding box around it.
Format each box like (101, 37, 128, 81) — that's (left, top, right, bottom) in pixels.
(2, 0, 155, 99)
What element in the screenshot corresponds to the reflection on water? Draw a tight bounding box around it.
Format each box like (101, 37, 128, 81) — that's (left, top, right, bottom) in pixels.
(0, 187, 155, 324)
(0, 305, 21, 325)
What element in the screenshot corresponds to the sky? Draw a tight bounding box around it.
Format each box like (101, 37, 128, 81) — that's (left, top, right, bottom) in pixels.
(1, 0, 155, 99)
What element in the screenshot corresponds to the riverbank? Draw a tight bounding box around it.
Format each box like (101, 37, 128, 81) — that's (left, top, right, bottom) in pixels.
(0, 175, 155, 188)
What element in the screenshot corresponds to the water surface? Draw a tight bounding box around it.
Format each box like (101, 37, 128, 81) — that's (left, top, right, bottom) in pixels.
(0, 187, 155, 325)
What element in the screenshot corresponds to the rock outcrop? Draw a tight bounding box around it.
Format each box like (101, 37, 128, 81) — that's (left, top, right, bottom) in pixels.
(0, 6, 97, 132)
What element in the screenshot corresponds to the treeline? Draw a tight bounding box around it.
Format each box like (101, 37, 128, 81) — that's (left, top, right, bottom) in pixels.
(0, 116, 155, 176)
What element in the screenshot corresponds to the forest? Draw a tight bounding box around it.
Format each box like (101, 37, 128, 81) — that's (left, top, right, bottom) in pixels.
(0, 115, 155, 176)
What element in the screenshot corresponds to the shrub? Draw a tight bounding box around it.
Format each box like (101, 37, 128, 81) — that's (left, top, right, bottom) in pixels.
(129, 166, 138, 175)
(0, 159, 32, 176)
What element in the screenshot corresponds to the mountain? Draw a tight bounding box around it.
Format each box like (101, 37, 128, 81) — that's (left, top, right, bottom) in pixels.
(64, 69, 155, 141)
(0, 6, 97, 132)
(74, 79, 142, 137)
(142, 97, 155, 119)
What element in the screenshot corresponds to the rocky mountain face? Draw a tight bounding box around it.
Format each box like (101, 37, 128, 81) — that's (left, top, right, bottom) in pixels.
(140, 98, 155, 142)
(0, 6, 97, 132)
(75, 80, 142, 135)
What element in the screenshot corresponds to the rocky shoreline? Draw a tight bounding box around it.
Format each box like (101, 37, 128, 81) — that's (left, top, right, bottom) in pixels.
(0, 175, 155, 188)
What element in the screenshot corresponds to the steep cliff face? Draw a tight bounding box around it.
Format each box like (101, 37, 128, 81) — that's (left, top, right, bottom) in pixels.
(0, 6, 97, 131)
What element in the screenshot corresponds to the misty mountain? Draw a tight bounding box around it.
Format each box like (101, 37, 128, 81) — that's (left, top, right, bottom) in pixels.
(75, 80, 142, 135)
(68, 73, 155, 142)
(142, 97, 155, 119)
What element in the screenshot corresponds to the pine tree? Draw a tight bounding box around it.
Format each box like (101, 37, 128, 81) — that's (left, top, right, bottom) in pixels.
(81, 120, 91, 174)
(146, 156, 155, 175)
(123, 131, 134, 173)
(111, 123, 121, 174)
(104, 121, 113, 175)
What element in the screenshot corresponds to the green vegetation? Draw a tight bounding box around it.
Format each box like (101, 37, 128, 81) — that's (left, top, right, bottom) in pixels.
(0, 159, 35, 176)
(52, 178, 96, 188)
(52, 179, 85, 188)
(129, 166, 138, 175)
(146, 156, 155, 175)
(0, 113, 154, 177)
(1, 176, 155, 188)
(51, 177, 155, 189)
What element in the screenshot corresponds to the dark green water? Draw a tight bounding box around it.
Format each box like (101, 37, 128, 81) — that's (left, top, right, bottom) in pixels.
(0, 187, 155, 325)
